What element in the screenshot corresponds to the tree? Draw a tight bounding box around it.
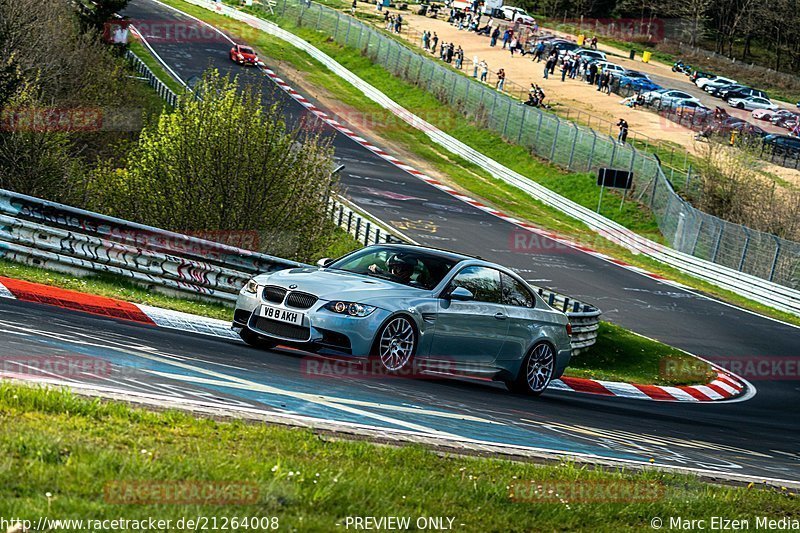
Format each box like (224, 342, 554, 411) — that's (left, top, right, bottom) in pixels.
(89, 71, 338, 259)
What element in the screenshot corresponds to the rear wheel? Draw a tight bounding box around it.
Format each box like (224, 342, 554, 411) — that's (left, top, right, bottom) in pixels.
(375, 316, 417, 374)
(506, 343, 556, 396)
(239, 328, 277, 350)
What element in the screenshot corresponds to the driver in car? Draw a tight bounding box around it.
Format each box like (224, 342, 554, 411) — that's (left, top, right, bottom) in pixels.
(368, 254, 415, 284)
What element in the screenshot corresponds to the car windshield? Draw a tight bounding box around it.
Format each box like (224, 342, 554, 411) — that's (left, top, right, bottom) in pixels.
(327, 247, 460, 290)
(626, 71, 647, 78)
(240, 47, 255, 55)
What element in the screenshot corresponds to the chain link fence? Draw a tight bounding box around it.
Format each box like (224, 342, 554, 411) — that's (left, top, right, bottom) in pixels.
(255, 0, 799, 289)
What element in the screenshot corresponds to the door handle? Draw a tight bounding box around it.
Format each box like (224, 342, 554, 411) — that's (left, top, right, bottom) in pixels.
(494, 312, 506, 320)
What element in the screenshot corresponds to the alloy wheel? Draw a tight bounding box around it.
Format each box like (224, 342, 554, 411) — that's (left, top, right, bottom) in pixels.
(378, 316, 416, 372)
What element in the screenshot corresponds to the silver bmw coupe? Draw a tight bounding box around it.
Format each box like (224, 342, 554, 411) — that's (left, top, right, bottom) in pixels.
(232, 244, 572, 395)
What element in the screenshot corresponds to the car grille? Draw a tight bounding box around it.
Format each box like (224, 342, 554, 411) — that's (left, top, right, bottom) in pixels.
(252, 317, 310, 341)
(285, 291, 318, 309)
(263, 285, 287, 304)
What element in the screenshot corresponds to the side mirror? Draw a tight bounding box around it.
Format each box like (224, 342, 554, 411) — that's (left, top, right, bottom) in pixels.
(317, 257, 334, 268)
(446, 286, 474, 301)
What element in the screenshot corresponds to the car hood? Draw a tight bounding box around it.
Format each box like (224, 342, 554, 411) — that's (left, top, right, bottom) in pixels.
(255, 268, 428, 304)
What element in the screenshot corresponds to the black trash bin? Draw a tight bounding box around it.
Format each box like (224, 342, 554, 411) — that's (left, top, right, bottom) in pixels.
(629, 49, 636, 60)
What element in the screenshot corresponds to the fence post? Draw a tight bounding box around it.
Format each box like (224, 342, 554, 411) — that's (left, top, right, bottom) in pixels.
(586, 130, 597, 171)
(567, 124, 579, 170)
(608, 138, 617, 167)
(334, 12, 341, 40)
(501, 102, 512, 138)
(517, 106, 526, 143)
(768, 237, 781, 281)
(355, 217, 362, 241)
(549, 119, 560, 161)
(533, 112, 543, 152)
(710, 222, 723, 263)
(364, 221, 371, 245)
(738, 228, 750, 272)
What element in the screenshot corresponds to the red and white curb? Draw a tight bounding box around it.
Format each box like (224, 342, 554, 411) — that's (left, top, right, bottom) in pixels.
(553, 372, 747, 402)
(261, 67, 685, 289)
(0, 276, 238, 340)
(0, 276, 748, 402)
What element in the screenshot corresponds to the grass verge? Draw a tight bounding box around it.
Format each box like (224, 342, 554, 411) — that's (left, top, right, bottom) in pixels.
(2, 383, 797, 530)
(128, 39, 186, 95)
(160, 0, 800, 328)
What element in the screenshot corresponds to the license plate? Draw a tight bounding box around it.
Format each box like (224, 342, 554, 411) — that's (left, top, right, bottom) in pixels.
(259, 305, 304, 326)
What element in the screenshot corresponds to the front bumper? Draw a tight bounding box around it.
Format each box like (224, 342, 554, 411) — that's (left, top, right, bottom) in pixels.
(232, 289, 391, 357)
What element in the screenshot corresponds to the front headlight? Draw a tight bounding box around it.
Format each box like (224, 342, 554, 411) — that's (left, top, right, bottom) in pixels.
(324, 301, 377, 317)
(243, 279, 260, 294)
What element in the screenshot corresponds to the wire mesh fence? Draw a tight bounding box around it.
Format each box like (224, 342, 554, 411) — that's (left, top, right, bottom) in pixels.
(259, 0, 799, 289)
(125, 50, 180, 107)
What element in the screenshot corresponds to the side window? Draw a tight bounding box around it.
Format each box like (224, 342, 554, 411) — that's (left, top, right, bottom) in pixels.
(501, 273, 535, 308)
(449, 266, 502, 304)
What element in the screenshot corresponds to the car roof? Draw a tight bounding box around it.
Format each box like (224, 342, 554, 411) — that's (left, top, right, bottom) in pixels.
(371, 243, 478, 263)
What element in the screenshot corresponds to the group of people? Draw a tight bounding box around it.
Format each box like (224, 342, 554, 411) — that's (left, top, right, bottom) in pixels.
(383, 11, 403, 34)
(525, 83, 547, 107)
(421, 31, 465, 69)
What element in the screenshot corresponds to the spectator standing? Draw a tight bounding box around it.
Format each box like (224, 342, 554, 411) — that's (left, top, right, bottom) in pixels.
(509, 37, 518, 57)
(561, 58, 570, 81)
(496, 68, 506, 91)
(479, 59, 489, 81)
(422, 30, 430, 51)
(588, 61, 598, 85)
(617, 118, 629, 143)
(502, 29, 512, 49)
(533, 41, 545, 62)
(490, 27, 500, 47)
(431, 32, 439, 53)
(544, 54, 555, 79)
(590, 36, 598, 50)
(455, 46, 464, 68)
(395, 13, 402, 33)
(351, 0, 357, 15)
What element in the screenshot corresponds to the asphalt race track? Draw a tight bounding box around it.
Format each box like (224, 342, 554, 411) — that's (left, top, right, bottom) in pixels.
(1, 0, 798, 483)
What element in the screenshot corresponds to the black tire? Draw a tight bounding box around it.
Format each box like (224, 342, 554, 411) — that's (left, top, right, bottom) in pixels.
(239, 328, 277, 350)
(372, 315, 417, 374)
(737, 102, 745, 109)
(505, 343, 556, 396)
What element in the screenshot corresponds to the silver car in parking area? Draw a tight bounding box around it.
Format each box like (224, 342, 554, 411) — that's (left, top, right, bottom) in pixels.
(232, 244, 573, 395)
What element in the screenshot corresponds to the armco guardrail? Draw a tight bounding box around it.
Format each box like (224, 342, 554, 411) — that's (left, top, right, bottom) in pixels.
(180, 0, 800, 316)
(0, 189, 303, 302)
(0, 188, 600, 353)
(125, 49, 179, 107)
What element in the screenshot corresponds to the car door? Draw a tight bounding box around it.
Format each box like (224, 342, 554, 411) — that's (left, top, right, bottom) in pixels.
(429, 266, 509, 368)
(497, 272, 540, 363)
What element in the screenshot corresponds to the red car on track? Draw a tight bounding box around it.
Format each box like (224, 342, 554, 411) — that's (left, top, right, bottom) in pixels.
(230, 44, 259, 66)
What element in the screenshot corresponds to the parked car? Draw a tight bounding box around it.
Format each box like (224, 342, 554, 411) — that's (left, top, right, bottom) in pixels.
(672, 100, 709, 112)
(500, 6, 535, 24)
(706, 82, 742, 97)
(617, 71, 661, 92)
(696, 75, 736, 90)
(547, 40, 580, 56)
(232, 244, 574, 396)
(675, 103, 713, 123)
(641, 89, 699, 108)
(690, 70, 715, 84)
(763, 134, 800, 156)
(752, 108, 782, 120)
(570, 49, 607, 62)
(728, 96, 778, 111)
(769, 109, 798, 124)
(594, 61, 627, 76)
(229, 44, 259, 66)
(723, 87, 768, 101)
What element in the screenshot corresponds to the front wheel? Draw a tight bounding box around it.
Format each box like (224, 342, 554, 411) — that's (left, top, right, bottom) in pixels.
(239, 328, 277, 350)
(737, 102, 745, 109)
(506, 343, 556, 396)
(374, 316, 417, 374)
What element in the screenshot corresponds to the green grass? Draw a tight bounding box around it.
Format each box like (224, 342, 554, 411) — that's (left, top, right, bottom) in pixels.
(0, 258, 234, 321)
(564, 322, 714, 386)
(2, 383, 797, 530)
(128, 40, 186, 95)
(159, 0, 800, 329)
